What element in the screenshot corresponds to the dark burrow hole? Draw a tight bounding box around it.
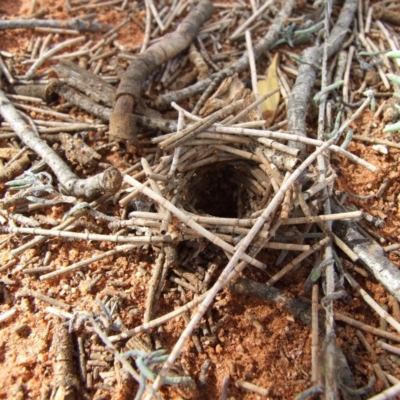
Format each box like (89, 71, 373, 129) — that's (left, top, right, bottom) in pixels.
(184, 163, 249, 218)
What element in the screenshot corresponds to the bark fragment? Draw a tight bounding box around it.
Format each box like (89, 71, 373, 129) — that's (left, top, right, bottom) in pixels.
(50, 323, 80, 400)
(11, 81, 58, 104)
(0, 152, 33, 183)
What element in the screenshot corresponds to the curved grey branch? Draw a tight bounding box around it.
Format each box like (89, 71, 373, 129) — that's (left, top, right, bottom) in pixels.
(0, 90, 121, 198)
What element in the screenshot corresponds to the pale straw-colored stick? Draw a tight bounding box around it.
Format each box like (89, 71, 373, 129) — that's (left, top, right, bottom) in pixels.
(245, 30, 260, 114)
(149, 133, 340, 393)
(257, 137, 300, 156)
(280, 211, 362, 225)
(123, 175, 266, 270)
(267, 237, 330, 286)
(24, 36, 86, 79)
(130, 211, 257, 228)
(144, 249, 165, 323)
(141, 0, 152, 53)
(118, 179, 151, 207)
(0, 308, 16, 323)
(376, 340, 400, 357)
(255, 147, 280, 192)
(0, 226, 171, 245)
(367, 381, 400, 400)
(229, 0, 274, 40)
(148, 0, 165, 31)
(164, 100, 245, 150)
(171, 101, 201, 121)
(168, 109, 185, 179)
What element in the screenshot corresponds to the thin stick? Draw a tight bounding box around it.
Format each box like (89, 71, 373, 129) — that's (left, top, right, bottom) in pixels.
(267, 237, 330, 286)
(39, 245, 137, 280)
(168, 110, 185, 179)
(17, 287, 70, 310)
(236, 380, 269, 396)
(24, 36, 86, 79)
(0, 308, 17, 323)
(376, 341, 400, 357)
(0, 226, 171, 245)
(229, 0, 274, 40)
(226, 88, 279, 125)
(367, 381, 400, 400)
(280, 211, 362, 225)
(311, 284, 319, 383)
(141, 0, 152, 53)
(352, 135, 400, 150)
(148, 0, 165, 31)
(0, 54, 15, 84)
(0, 19, 107, 32)
(245, 30, 260, 114)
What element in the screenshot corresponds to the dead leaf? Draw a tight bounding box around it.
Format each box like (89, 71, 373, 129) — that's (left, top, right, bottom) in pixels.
(257, 53, 280, 126)
(200, 74, 245, 117)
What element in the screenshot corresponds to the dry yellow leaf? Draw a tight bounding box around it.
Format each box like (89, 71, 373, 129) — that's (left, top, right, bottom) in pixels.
(257, 53, 280, 126)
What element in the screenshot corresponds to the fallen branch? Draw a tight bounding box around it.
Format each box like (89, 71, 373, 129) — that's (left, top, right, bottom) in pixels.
(287, 0, 358, 158)
(0, 90, 122, 198)
(52, 81, 177, 132)
(0, 18, 109, 32)
(110, 0, 214, 144)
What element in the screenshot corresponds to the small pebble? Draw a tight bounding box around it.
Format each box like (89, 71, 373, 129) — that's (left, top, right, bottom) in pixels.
(215, 344, 223, 354)
(372, 144, 388, 155)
